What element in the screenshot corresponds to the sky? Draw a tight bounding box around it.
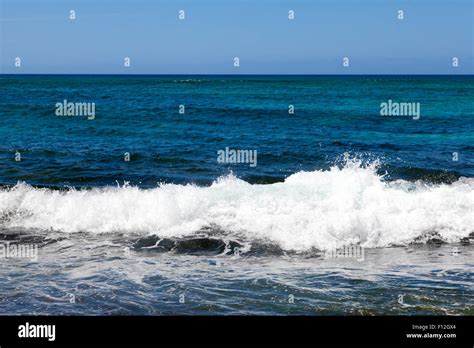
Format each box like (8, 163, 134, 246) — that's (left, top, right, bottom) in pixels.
(1, 0, 473, 74)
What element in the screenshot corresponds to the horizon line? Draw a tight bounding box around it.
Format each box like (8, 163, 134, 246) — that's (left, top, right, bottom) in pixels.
(1, 73, 473, 77)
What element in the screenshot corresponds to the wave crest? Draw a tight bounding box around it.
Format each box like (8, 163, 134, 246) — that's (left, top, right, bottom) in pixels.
(0, 160, 472, 251)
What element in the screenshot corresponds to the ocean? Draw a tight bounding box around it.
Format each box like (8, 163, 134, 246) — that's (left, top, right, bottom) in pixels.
(0, 75, 473, 315)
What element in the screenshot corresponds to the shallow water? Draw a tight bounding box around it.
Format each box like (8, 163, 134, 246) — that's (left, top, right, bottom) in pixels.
(0, 229, 472, 315)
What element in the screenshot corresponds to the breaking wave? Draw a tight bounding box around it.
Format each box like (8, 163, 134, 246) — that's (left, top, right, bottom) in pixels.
(0, 159, 472, 251)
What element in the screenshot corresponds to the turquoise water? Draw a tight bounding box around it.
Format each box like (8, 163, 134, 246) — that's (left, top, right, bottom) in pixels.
(0, 75, 472, 315)
(1, 75, 473, 187)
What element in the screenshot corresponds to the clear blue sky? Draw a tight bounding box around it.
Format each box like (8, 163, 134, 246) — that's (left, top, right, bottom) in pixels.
(1, 0, 473, 74)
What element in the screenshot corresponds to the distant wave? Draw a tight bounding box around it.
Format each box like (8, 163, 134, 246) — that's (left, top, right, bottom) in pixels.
(0, 159, 472, 251)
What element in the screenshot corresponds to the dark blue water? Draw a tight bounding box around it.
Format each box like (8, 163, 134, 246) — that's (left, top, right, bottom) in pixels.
(1, 75, 473, 187)
(0, 75, 473, 315)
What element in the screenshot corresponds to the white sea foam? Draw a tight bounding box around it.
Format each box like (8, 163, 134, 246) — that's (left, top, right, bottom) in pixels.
(0, 160, 472, 251)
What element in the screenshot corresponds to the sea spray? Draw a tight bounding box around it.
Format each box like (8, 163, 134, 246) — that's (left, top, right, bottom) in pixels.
(0, 160, 472, 251)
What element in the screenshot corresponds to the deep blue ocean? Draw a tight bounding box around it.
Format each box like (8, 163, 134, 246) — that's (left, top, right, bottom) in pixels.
(0, 75, 472, 315)
(1, 75, 473, 187)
